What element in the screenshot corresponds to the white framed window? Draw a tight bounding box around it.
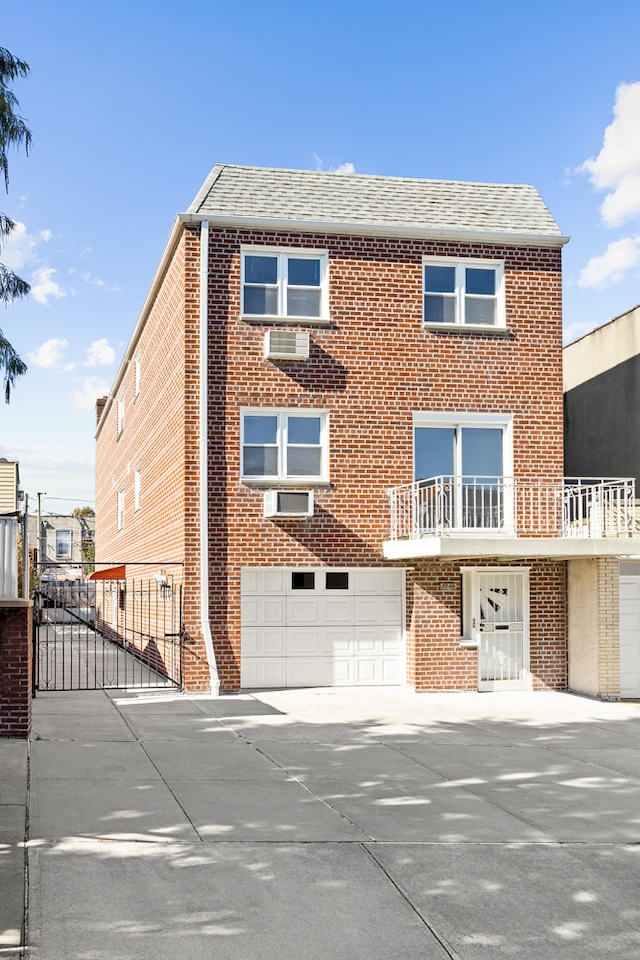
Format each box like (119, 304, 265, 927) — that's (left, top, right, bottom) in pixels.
(117, 393, 125, 436)
(241, 248, 328, 321)
(117, 488, 124, 531)
(134, 354, 141, 398)
(55, 529, 72, 559)
(423, 258, 504, 328)
(413, 413, 513, 532)
(134, 468, 141, 511)
(241, 410, 328, 482)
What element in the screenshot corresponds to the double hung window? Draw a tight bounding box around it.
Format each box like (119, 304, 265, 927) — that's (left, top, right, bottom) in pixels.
(117, 488, 124, 531)
(55, 530, 72, 560)
(117, 394, 125, 436)
(134, 468, 141, 512)
(413, 414, 512, 531)
(241, 411, 327, 482)
(423, 259, 503, 328)
(242, 249, 327, 320)
(134, 355, 141, 398)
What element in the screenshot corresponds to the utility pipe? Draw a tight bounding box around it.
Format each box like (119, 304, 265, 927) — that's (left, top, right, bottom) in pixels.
(198, 219, 220, 695)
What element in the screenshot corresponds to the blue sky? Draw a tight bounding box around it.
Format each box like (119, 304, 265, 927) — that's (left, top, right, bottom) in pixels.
(2, 0, 640, 508)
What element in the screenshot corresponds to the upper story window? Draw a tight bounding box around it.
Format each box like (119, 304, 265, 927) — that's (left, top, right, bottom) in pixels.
(134, 355, 141, 398)
(241, 249, 328, 321)
(241, 410, 328, 482)
(55, 529, 72, 559)
(413, 413, 513, 532)
(117, 488, 124, 531)
(134, 468, 141, 511)
(414, 417, 510, 482)
(117, 393, 125, 436)
(423, 259, 504, 329)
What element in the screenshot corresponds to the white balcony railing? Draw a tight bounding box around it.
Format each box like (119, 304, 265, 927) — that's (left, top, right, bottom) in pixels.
(387, 476, 637, 541)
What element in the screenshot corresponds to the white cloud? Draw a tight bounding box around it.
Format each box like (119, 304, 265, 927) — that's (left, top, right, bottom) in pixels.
(70, 376, 110, 411)
(85, 338, 115, 367)
(312, 155, 356, 175)
(81, 270, 105, 288)
(28, 338, 69, 370)
(578, 236, 640, 288)
(579, 81, 640, 228)
(1, 221, 51, 270)
(563, 319, 597, 345)
(0, 443, 95, 502)
(30, 266, 67, 305)
(79, 270, 120, 293)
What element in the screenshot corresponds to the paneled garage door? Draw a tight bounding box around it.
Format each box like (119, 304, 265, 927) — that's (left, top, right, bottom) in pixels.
(241, 567, 404, 688)
(620, 567, 640, 698)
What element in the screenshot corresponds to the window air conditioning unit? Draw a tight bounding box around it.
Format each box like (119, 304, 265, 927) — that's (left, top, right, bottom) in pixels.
(264, 490, 314, 518)
(264, 330, 310, 361)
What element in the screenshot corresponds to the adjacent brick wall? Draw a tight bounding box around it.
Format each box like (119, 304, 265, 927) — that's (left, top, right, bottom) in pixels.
(95, 227, 211, 691)
(597, 558, 620, 697)
(0, 600, 33, 738)
(96, 222, 565, 693)
(405, 559, 566, 692)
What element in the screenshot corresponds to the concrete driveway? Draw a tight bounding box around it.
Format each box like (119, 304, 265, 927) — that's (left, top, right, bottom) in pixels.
(22, 687, 640, 958)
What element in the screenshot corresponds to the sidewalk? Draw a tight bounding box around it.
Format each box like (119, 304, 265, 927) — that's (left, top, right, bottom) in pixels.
(0, 737, 27, 955)
(5, 686, 640, 958)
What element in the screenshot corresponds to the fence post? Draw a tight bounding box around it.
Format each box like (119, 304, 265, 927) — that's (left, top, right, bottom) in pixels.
(0, 599, 33, 738)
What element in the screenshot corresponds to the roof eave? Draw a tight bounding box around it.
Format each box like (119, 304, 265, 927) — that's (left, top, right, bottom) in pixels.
(180, 212, 569, 247)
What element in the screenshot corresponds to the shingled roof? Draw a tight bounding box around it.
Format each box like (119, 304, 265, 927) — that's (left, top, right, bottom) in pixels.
(186, 164, 566, 243)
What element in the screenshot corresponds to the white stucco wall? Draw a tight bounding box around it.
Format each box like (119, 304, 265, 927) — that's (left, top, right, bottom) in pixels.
(567, 559, 600, 696)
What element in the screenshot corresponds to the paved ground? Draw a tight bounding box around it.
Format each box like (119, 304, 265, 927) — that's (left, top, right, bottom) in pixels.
(3, 687, 640, 958)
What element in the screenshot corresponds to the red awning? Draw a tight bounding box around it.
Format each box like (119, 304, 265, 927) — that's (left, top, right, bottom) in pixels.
(88, 565, 126, 581)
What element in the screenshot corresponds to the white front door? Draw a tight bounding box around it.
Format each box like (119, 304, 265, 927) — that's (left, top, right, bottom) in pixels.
(476, 570, 529, 691)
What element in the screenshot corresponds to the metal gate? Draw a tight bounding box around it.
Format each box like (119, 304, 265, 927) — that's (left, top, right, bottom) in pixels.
(33, 565, 184, 691)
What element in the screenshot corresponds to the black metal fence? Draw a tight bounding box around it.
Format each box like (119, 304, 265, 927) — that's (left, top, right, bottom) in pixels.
(33, 564, 184, 691)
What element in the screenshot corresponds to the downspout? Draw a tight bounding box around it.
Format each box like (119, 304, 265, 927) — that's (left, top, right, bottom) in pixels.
(198, 219, 220, 695)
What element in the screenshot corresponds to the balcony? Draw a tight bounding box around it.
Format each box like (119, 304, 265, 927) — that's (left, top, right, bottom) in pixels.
(383, 476, 640, 561)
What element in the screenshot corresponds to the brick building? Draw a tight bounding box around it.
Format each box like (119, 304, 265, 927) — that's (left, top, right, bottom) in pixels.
(95, 165, 640, 696)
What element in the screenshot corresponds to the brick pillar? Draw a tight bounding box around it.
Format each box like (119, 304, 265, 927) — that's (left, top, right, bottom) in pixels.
(0, 600, 33, 738)
(597, 558, 620, 698)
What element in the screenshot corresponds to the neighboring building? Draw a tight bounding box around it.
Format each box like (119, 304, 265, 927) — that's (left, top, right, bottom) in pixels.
(564, 304, 640, 487)
(0, 458, 20, 514)
(95, 164, 640, 696)
(565, 305, 640, 698)
(29, 513, 95, 580)
(0, 459, 20, 597)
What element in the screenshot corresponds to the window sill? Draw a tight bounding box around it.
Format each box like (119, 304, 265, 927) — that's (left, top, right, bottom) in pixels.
(240, 314, 332, 328)
(423, 323, 512, 337)
(241, 479, 331, 488)
(459, 637, 479, 648)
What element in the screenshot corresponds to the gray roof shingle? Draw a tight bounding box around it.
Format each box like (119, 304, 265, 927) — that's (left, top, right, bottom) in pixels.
(186, 164, 565, 242)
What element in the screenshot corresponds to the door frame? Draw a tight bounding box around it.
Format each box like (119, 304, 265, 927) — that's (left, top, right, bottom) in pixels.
(462, 566, 531, 691)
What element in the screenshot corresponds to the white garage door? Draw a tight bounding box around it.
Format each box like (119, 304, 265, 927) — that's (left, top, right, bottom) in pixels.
(620, 571, 640, 698)
(241, 567, 404, 688)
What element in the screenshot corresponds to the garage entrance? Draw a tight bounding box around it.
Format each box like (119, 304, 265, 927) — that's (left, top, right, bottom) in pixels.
(241, 567, 404, 688)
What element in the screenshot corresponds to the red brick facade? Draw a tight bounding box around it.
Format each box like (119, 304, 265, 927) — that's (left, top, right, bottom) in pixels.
(96, 220, 566, 694)
(0, 601, 33, 737)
